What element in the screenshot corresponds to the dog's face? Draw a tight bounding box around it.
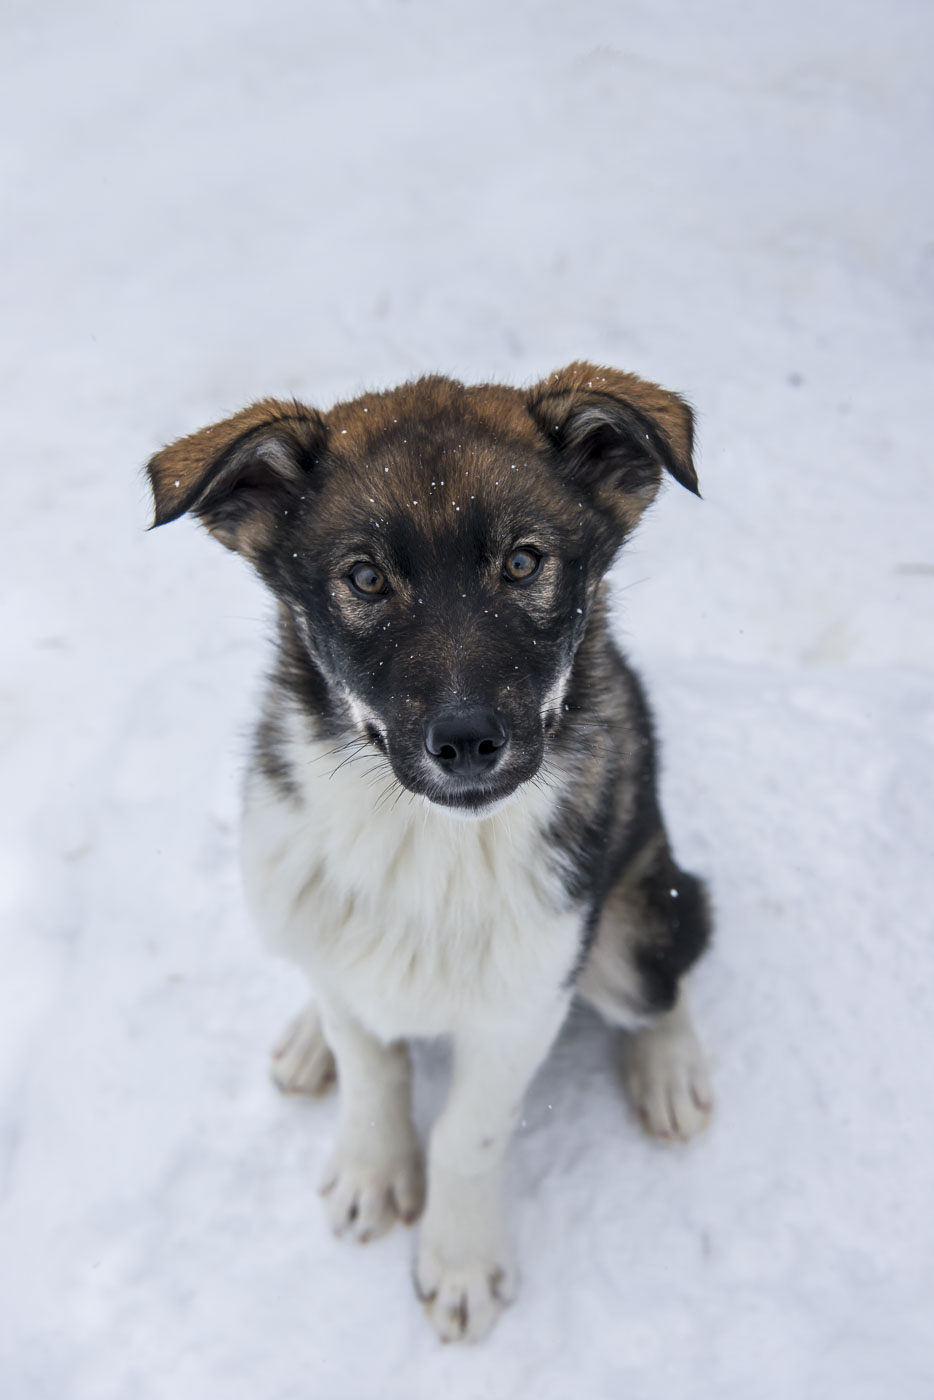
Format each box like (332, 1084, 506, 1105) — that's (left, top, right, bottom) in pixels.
(148, 364, 697, 814)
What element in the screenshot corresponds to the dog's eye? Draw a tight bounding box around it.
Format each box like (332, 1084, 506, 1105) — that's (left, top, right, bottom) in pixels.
(347, 562, 389, 597)
(503, 548, 543, 584)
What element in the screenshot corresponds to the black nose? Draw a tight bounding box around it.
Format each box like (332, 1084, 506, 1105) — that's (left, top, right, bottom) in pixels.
(425, 708, 509, 777)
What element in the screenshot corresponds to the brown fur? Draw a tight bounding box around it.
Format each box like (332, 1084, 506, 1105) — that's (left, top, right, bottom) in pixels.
(147, 363, 695, 552)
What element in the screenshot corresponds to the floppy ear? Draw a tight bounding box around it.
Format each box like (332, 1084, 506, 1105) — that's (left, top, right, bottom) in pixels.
(527, 362, 698, 531)
(146, 398, 327, 555)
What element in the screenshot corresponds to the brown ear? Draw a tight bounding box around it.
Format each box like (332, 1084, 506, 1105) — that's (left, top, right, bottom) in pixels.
(146, 398, 327, 554)
(527, 362, 698, 530)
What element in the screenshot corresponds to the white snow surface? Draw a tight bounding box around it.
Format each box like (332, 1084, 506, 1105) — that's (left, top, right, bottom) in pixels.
(2, 2, 933, 1396)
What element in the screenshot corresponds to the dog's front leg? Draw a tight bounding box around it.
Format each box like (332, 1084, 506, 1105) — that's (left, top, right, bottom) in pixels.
(317, 999, 424, 1242)
(416, 997, 570, 1343)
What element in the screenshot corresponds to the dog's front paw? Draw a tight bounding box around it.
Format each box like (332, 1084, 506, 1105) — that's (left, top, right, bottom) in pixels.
(415, 1231, 516, 1343)
(319, 1141, 424, 1243)
(270, 1003, 336, 1096)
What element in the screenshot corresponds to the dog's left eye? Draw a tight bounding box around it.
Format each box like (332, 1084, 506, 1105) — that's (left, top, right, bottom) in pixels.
(503, 548, 543, 584)
(347, 562, 390, 597)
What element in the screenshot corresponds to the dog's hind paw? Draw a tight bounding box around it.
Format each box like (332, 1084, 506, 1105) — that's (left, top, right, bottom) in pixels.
(270, 1002, 336, 1095)
(624, 993, 713, 1142)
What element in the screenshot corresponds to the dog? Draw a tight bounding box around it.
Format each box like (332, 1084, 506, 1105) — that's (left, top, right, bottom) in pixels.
(146, 362, 713, 1343)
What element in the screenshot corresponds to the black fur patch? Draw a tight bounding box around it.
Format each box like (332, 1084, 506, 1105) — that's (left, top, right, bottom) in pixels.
(633, 866, 712, 1013)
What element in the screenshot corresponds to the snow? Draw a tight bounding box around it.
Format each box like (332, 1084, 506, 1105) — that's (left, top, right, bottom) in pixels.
(2, 1, 933, 1395)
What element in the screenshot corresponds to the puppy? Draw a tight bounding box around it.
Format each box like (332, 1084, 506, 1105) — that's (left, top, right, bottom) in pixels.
(147, 362, 713, 1343)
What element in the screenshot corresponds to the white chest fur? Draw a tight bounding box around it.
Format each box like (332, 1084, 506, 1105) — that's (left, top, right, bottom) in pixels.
(240, 707, 585, 1039)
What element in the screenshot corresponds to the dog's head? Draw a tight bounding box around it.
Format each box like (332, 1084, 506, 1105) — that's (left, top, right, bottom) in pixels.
(148, 364, 697, 815)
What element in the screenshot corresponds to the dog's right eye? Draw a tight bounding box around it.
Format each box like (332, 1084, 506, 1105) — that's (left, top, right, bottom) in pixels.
(347, 562, 389, 597)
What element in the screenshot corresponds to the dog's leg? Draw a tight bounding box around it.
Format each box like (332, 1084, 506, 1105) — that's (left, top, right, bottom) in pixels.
(316, 1000, 424, 1243)
(578, 835, 713, 1141)
(415, 998, 569, 1343)
(581, 946, 713, 1140)
(269, 999, 336, 1095)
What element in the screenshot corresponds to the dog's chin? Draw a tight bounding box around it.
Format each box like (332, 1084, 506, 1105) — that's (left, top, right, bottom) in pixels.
(384, 747, 546, 821)
(421, 787, 522, 822)
(397, 770, 529, 822)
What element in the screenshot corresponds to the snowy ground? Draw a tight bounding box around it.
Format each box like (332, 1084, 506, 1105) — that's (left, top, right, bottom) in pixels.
(2, 1, 933, 1396)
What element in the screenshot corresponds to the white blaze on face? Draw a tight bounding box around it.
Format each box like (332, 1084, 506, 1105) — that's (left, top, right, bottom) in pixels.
(540, 662, 573, 723)
(343, 690, 385, 740)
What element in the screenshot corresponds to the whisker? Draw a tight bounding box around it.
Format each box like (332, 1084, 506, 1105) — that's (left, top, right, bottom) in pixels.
(328, 743, 373, 780)
(374, 777, 402, 812)
(390, 783, 409, 812)
(363, 763, 392, 786)
(310, 733, 366, 759)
